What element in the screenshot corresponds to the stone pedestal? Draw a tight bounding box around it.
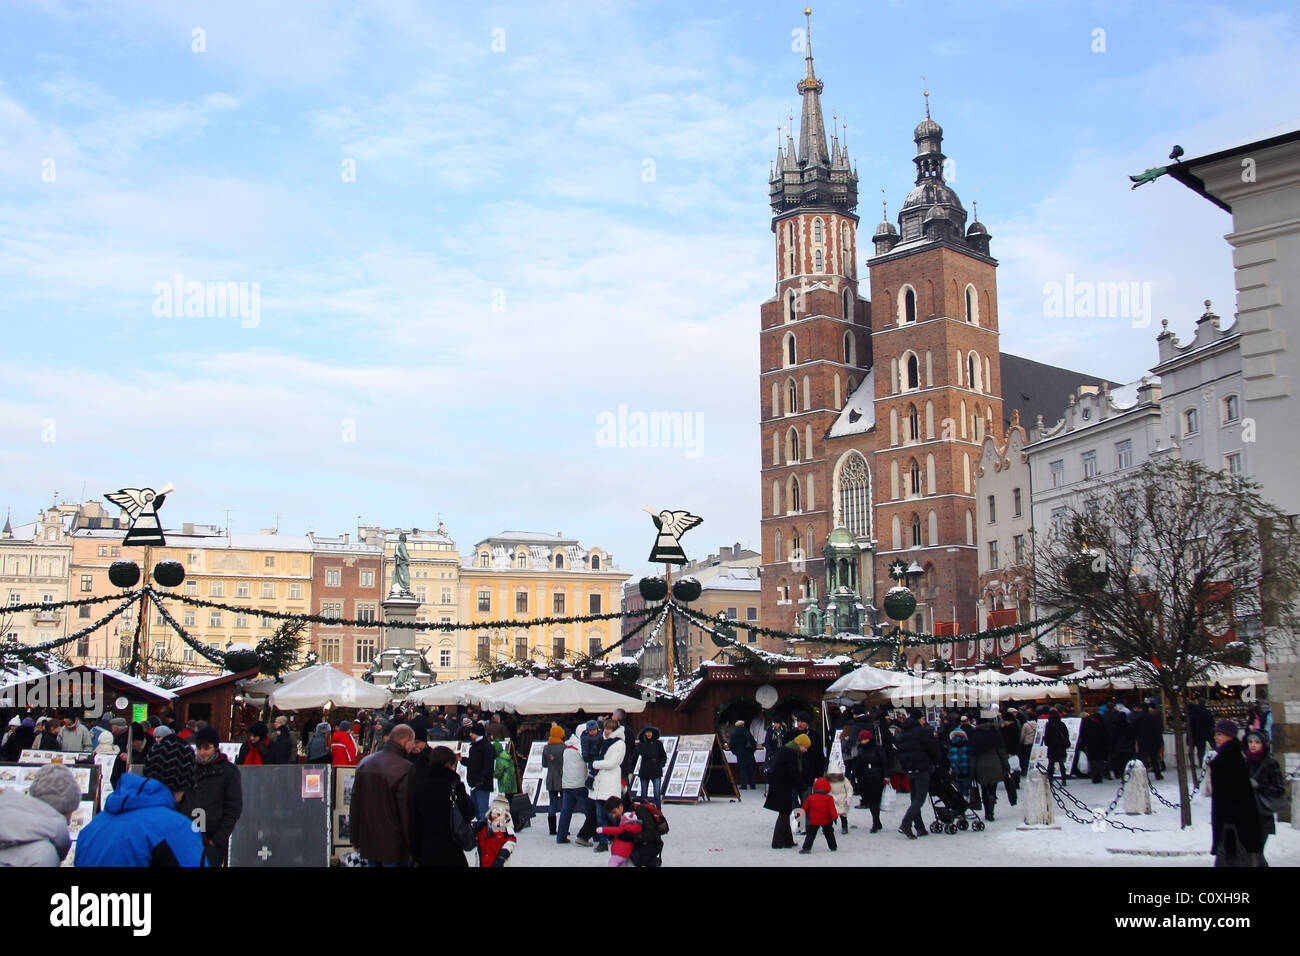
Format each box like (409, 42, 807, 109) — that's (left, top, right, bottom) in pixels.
(364, 588, 433, 694)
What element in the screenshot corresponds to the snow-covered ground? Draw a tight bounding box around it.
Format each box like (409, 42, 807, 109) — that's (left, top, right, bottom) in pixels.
(513, 776, 1300, 867)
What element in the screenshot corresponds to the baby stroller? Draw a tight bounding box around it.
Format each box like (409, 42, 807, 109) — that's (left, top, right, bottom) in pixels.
(927, 767, 986, 834)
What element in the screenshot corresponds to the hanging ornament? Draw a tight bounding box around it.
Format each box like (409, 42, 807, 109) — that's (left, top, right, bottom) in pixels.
(105, 483, 174, 546)
(643, 507, 702, 564)
(639, 576, 668, 602)
(152, 560, 185, 588)
(108, 560, 141, 588)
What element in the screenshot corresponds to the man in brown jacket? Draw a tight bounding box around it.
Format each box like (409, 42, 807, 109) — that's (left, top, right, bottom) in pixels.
(350, 723, 416, 866)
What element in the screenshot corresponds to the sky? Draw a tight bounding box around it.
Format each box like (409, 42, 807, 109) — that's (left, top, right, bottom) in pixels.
(2, 0, 1298, 578)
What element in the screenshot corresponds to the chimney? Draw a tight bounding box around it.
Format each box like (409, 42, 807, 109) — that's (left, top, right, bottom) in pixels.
(720, 545, 733, 562)
(183, 522, 194, 535)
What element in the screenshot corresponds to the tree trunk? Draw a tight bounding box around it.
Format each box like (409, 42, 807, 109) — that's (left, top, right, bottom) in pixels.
(1169, 693, 1191, 828)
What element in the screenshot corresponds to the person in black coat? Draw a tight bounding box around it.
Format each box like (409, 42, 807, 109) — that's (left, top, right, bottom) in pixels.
(1077, 712, 1110, 783)
(791, 716, 823, 792)
(267, 717, 296, 765)
(894, 713, 940, 838)
(0, 719, 36, 762)
(633, 726, 668, 806)
(764, 737, 808, 849)
(851, 729, 886, 831)
(1043, 710, 1071, 784)
(1109, 709, 1136, 777)
(1131, 704, 1164, 780)
(412, 746, 476, 868)
(178, 727, 243, 866)
(1187, 698, 1214, 775)
(459, 724, 495, 822)
(1209, 721, 1264, 866)
(729, 721, 758, 791)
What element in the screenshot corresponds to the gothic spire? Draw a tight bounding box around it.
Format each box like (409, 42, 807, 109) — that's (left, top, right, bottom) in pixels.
(797, 8, 829, 166)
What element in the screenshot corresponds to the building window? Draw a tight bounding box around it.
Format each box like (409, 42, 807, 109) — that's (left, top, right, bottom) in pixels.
(1222, 394, 1239, 424)
(357, 604, 376, 623)
(589, 593, 602, 614)
(965, 286, 974, 322)
(81, 575, 93, 592)
(265, 556, 275, 567)
(441, 587, 453, 604)
(987, 494, 997, 523)
(1115, 439, 1132, 470)
(476, 635, 490, 662)
(911, 515, 922, 548)
(785, 333, 797, 367)
(552, 636, 566, 660)
(786, 379, 798, 414)
(554, 552, 565, 569)
(747, 607, 758, 621)
(79, 605, 91, 619)
(478, 590, 491, 613)
(183, 609, 196, 627)
(908, 404, 919, 442)
(910, 459, 921, 497)
(181, 644, 194, 663)
(261, 582, 274, 598)
(516, 552, 527, 569)
(152, 640, 167, 659)
(906, 354, 919, 390)
(1183, 408, 1199, 436)
(1051, 507, 1067, 534)
(232, 580, 247, 598)
(320, 638, 341, 663)
(790, 476, 801, 512)
(356, 638, 377, 664)
(289, 583, 303, 599)
(186, 580, 199, 596)
(516, 591, 528, 614)
(209, 611, 222, 627)
(326, 569, 341, 587)
(439, 649, 452, 668)
(235, 612, 248, 628)
(591, 554, 601, 570)
(1225, 452, 1243, 477)
(814, 249, 824, 271)
(360, 570, 374, 588)
(553, 592, 566, 615)
(1012, 487, 1022, 517)
(904, 287, 916, 323)
(837, 452, 871, 538)
(98, 545, 108, 557)
(1014, 534, 1026, 565)
(1050, 460, 1064, 488)
(1082, 450, 1098, 479)
(988, 542, 999, 569)
(813, 218, 823, 242)
(208, 580, 224, 598)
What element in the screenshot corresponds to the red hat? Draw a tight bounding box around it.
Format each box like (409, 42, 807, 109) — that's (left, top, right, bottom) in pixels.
(858, 729, 874, 741)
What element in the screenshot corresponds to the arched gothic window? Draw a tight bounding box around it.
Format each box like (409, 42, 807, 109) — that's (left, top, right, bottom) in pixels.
(836, 453, 871, 538)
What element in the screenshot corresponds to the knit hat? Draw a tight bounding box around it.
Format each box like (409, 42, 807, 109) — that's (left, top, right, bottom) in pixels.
(315, 722, 332, 735)
(194, 726, 220, 747)
(1243, 729, 1269, 749)
(144, 734, 196, 793)
(153, 725, 173, 739)
(548, 726, 565, 744)
(794, 733, 811, 748)
(274, 716, 288, 728)
(857, 729, 873, 741)
(471, 722, 487, 737)
(338, 720, 352, 732)
(413, 725, 428, 743)
(1215, 718, 1239, 738)
(6, 716, 18, 727)
(20, 717, 35, 729)
(28, 764, 82, 816)
(249, 721, 269, 738)
(110, 717, 128, 728)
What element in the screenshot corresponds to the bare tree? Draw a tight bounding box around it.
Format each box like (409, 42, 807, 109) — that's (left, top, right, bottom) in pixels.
(1031, 458, 1300, 826)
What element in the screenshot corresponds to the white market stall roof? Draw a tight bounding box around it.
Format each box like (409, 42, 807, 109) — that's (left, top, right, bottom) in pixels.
(491, 677, 647, 716)
(238, 663, 324, 698)
(1002, 669, 1072, 700)
(267, 665, 391, 711)
(825, 665, 903, 698)
(459, 675, 547, 711)
(406, 679, 488, 706)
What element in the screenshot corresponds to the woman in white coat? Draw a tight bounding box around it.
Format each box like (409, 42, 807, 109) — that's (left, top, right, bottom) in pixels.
(588, 720, 626, 854)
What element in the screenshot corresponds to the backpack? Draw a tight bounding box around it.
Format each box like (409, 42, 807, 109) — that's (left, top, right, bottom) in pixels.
(305, 733, 330, 762)
(632, 802, 669, 847)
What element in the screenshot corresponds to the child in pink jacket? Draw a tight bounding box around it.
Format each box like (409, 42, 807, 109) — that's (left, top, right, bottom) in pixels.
(595, 796, 643, 867)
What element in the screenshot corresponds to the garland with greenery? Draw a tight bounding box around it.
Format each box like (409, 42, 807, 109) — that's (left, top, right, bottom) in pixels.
(0, 593, 139, 670)
(144, 588, 227, 667)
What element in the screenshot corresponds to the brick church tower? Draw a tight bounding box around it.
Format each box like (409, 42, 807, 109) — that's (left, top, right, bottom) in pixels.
(758, 23, 1004, 661)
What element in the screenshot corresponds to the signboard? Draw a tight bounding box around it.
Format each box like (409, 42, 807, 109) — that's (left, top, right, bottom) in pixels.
(663, 735, 716, 803)
(521, 742, 548, 809)
(132, 704, 148, 724)
(0, 761, 101, 865)
(218, 742, 242, 764)
(229, 765, 331, 867)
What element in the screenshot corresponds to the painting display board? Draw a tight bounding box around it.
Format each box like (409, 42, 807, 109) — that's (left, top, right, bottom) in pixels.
(663, 735, 733, 804)
(630, 735, 678, 799)
(1027, 717, 1082, 774)
(332, 767, 357, 863)
(0, 760, 101, 866)
(229, 765, 330, 867)
(219, 742, 242, 764)
(521, 742, 550, 809)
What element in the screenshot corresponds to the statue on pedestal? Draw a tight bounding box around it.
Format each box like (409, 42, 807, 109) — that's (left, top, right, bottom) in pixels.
(391, 531, 412, 595)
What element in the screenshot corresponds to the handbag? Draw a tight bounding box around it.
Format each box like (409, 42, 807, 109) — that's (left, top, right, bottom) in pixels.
(968, 784, 982, 811)
(1255, 787, 1288, 815)
(449, 789, 476, 852)
(1004, 772, 1019, 806)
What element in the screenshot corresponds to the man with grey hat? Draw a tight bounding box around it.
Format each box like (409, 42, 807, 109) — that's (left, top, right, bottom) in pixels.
(0, 764, 81, 865)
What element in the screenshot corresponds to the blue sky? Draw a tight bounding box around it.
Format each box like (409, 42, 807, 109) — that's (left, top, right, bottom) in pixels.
(2, 0, 1298, 577)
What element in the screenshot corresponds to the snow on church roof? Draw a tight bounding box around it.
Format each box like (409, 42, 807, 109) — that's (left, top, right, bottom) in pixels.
(827, 369, 876, 438)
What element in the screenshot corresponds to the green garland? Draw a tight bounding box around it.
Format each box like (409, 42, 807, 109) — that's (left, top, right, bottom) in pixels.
(0, 593, 139, 669)
(156, 591, 657, 632)
(1, 591, 140, 615)
(145, 588, 226, 666)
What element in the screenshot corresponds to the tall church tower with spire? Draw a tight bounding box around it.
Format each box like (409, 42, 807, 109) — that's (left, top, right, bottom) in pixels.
(758, 15, 1004, 658)
(759, 10, 870, 641)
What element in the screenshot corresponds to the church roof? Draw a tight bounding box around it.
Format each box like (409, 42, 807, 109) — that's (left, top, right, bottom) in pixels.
(827, 369, 876, 438)
(998, 353, 1118, 435)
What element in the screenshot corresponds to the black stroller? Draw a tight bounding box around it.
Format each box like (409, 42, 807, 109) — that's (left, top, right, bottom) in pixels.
(927, 766, 986, 834)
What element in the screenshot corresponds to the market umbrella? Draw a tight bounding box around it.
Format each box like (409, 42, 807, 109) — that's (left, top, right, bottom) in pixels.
(495, 677, 647, 716)
(267, 665, 391, 710)
(406, 679, 488, 706)
(825, 665, 904, 699)
(238, 662, 323, 698)
(460, 675, 547, 711)
(1003, 669, 1071, 700)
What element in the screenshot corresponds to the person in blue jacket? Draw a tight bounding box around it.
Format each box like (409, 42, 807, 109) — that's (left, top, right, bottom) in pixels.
(75, 733, 206, 867)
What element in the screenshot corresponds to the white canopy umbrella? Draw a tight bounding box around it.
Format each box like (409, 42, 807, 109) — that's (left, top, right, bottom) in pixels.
(495, 677, 647, 716)
(1002, 669, 1072, 700)
(268, 665, 391, 711)
(1061, 666, 1115, 691)
(238, 663, 324, 698)
(460, 675, 547, 711)
(1199, 664, 1268, 687)
(825, 665, 903, 699)
(406, 679, 488, 706)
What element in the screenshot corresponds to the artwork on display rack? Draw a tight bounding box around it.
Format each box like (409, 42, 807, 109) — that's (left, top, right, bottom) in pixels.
(0, 766, 19, 783)
(68, 801, 94, 839)
(1027, 717, 1082, 772)
(335, 767, 357, 809)
(333, 811, 351, 844)
(663, 734, 716, 803)
(665, 781, 684, 798)
(521, 742, 547, 809)
(218, 743, 242, 764)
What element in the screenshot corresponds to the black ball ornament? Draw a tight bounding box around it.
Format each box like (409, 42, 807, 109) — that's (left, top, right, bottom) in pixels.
(108, 560, 141, 588)
(638, 576, 668, 602)
(710, 618, 736, 647)
(224, 649, 260, 673)
(883, 587, 918, 622)
(671, 577, 702, 603)
(152, 560, 185, 588)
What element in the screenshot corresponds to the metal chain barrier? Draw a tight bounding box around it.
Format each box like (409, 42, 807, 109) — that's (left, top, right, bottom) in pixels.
(1147, 778, 1183, 811)
(1035, 764, 1153, 833)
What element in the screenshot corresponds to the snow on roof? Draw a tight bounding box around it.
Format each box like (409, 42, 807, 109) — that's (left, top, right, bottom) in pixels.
(95, 668, 177, 699)
(1109, 382, 1141, 408)
(828, 369, 876, 438)
(701, 566, 761, 591)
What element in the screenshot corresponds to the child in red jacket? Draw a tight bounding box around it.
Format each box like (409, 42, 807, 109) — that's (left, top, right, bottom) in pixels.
(475, 796, 517, 867)
(596, 796, 643, 867)
(799, 777, 839, 853)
